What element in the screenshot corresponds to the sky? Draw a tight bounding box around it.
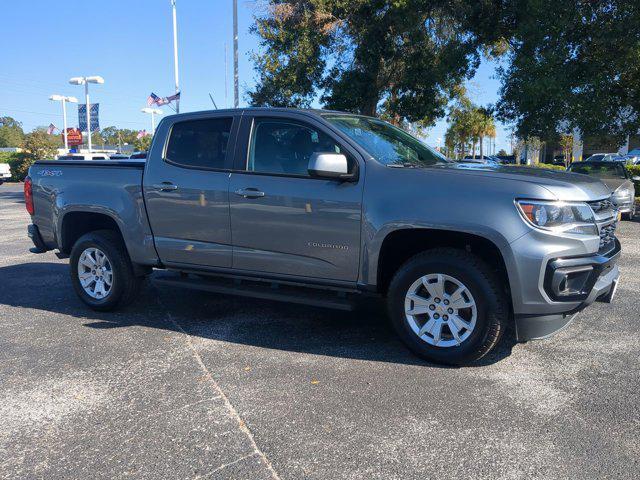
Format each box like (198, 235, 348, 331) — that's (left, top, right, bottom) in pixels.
(1, 0, 511, 152)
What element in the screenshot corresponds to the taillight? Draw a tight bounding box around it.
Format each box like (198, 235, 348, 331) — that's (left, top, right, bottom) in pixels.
(24, 176, 34, 215)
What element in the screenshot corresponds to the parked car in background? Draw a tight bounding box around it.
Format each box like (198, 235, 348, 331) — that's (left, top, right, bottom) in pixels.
(0, 163, 11, 184)
(568, 161, 637, 220)
(620, 154, 640, 165)
(129, 151, 147, 160)
(109, 154, 130, 160)
(584, 153, 621, 163)
(57, 153, 111, 160)
(25, 108, 621, 365)
(460, 156, 500, 166)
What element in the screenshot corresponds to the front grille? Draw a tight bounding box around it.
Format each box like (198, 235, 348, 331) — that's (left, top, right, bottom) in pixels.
(589, 196, 618, 253)
(599, 222, 617, 252)
(588, 199, 614, 213)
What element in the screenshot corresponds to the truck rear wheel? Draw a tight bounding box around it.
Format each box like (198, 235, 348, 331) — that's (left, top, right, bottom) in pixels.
(69, 230, 143, 311)
(387, 248, 508, 366)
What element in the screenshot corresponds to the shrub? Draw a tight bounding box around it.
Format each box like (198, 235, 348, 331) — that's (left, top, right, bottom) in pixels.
(0, 151, 25, 181)
(627, 165, 640, 197)
(510, 162, 567, 171)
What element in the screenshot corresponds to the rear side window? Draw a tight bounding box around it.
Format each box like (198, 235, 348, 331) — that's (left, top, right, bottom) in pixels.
(166, 117, 233, 169)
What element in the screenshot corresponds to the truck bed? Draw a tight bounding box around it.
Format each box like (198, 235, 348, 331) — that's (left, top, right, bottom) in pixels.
(29, 159, 157, 266)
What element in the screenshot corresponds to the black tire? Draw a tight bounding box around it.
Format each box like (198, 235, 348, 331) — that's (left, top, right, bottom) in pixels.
(69, 230, 143, 311)
(387, 248, 508, 366)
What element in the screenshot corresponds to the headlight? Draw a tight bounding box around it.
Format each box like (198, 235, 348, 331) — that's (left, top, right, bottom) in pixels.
(613, 187, 633, 200)
(516, 200, 598, 235)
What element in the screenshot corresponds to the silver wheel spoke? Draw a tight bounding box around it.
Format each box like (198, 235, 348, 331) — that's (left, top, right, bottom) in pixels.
(450, 314, 472, 331)
(447, 319, 462, 345)
(422, 274, 445, 299)
(431, 320, 443, 345)
(450, 287, 473, 308)
(418, 318, 436, 336)
(80, 254, 96, 269)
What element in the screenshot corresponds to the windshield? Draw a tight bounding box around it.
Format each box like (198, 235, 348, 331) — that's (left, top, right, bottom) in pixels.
(585, 154, 605, 162)
(569, 161, 627, 179)
(323, 114, 448, 167)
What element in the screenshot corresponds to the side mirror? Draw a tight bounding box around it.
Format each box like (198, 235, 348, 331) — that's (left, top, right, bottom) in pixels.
(308, 152, 353, 180)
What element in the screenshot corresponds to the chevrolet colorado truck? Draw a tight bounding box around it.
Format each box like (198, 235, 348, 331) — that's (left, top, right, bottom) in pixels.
(25, 108, 621, 365)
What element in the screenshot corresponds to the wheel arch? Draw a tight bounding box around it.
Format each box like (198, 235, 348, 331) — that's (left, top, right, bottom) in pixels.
(374, 228, 513, 304)
(59, 210, 125, 255)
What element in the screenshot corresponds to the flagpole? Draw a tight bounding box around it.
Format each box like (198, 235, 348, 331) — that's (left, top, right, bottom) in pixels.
(171, 0, 180, 113)
(233, 0, 239, 108)
(224, 43, 228, 108)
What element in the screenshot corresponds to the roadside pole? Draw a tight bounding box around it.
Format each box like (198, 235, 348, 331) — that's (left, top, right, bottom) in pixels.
(171, 0, 180, 113)
(85, 82, 92, 152)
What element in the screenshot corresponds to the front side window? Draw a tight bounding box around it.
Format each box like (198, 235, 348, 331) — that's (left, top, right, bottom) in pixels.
(166, 117, 232, 169)
(323, 114, 448, 168)
(248, 119, 342, 176)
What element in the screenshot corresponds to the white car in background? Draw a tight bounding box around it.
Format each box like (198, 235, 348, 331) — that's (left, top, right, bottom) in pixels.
(0, 163, 11, 184)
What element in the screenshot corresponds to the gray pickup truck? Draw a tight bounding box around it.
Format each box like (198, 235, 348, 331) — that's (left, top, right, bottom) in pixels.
(25, 108, 621, 365)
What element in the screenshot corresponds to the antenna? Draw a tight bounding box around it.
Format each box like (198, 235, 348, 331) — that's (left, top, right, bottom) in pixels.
(209, 93, 218, 109)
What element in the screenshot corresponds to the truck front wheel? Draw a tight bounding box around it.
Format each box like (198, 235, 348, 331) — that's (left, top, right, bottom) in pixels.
(387, 248, 508, 365)
(70, 230, 143, 311)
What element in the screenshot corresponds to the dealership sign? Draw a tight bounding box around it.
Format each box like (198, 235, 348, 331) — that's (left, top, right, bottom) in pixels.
(64, 128, 83, 146)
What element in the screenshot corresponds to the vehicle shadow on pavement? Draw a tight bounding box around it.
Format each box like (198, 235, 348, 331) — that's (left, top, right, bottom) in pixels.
(0, 262, 516, 368)
(0, 189, 25, 203)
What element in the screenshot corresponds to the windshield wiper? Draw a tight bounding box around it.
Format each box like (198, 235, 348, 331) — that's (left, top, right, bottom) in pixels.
(387, 162, 422, 168)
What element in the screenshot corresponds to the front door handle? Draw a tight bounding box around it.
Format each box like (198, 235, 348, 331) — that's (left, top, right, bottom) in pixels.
(234, 188, 265, 199)
(152, 182, 178, 191)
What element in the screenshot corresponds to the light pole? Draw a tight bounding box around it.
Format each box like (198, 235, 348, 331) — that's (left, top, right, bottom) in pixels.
(171, 0, 180, 113)
(49, 95, 78, 152)
(141, 108, 163, 134)
(69, 76, 104, 152)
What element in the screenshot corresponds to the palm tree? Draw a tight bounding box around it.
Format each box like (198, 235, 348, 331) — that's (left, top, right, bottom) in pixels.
(475, 108, 496, 159)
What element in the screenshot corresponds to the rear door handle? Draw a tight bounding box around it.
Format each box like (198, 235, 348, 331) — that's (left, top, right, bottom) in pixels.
(152, 182, 178, 191)
(234, 188, 265, 198)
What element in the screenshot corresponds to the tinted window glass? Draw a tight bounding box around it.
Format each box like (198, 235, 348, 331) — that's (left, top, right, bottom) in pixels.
(166, 117, 232, 169)
(323, 114, 448, 167)
(248, 120, 341, 176)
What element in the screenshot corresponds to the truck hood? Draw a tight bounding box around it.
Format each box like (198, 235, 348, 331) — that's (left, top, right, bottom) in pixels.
(428, 162, 612, 201)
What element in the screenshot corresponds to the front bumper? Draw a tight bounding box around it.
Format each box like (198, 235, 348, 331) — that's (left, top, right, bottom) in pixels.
(514, 239, 620, 341)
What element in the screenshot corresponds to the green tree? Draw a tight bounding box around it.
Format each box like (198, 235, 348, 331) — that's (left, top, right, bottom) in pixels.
(496, 0, 640, 142)
(15, 128, 60, 179)
(249, 1, 507, 125)
(559, 134, 574, 166)
(475, 107, 496, 159)
(497, 148, 507, 157)
(133, 135, 152, 152)
(0, 116, 25, 148)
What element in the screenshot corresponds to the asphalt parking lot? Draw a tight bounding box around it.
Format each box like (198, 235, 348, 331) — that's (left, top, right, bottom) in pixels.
(1, 181, 639, 479)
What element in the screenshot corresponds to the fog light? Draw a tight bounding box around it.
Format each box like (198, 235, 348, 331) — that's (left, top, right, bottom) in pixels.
(551, 266, 593, 297)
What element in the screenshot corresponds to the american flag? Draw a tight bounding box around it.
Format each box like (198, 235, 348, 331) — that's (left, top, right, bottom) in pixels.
(147, 93, 161, 106)
(136, 130, 148, 139)
(46, 123, 57, 135)
(147, 91, 180, 107)
(165, 91, 180, 103)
